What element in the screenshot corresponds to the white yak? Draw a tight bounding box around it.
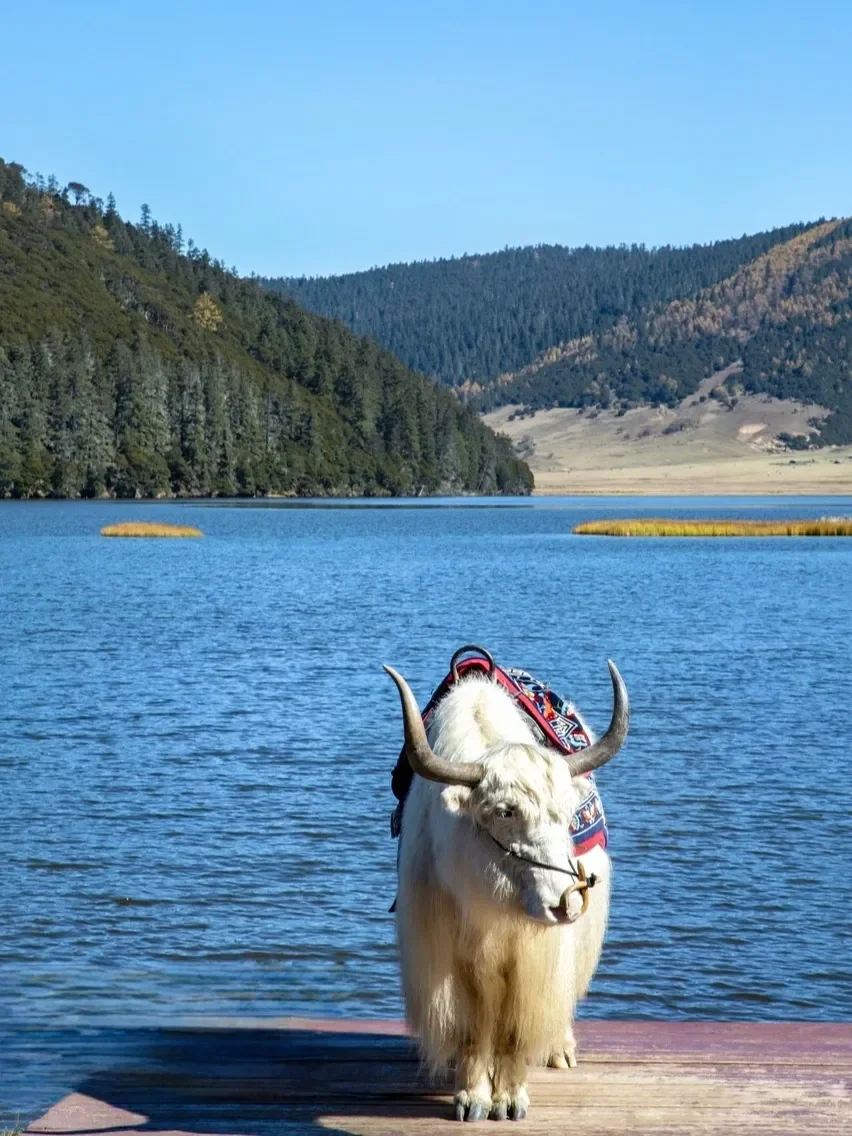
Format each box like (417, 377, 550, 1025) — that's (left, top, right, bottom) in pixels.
(385, 661, 629, 1122)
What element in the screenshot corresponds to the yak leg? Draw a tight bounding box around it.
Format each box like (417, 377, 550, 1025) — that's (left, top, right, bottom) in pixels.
(453, 961, 493, 1122)
(454, 1048, 493, 1123)
(491, 964, 529, 1121)
(490, 1049, 529, 1121)
(548, 850, 611, 1070)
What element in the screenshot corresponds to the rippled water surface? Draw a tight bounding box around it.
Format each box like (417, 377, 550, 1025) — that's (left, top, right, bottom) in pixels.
(2, 496, 851, 1114)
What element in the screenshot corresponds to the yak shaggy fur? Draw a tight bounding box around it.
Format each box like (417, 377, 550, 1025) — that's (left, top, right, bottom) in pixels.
(395, 674, 611, 1111)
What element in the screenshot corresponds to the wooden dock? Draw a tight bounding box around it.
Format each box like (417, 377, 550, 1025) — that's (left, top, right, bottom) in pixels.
(27, 1019, 852, 1135)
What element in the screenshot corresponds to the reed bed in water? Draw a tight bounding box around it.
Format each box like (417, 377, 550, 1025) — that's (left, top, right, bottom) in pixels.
(574, 518, 852, 537)
(100, 521, 203, 538)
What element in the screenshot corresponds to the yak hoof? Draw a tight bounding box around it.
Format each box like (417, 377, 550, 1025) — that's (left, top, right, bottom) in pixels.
(490, 1099, 508, 1121)
(454, 1092, 491, 1122)
(548, 1045, 577, 1069)
(506, 1087, 529, 1121)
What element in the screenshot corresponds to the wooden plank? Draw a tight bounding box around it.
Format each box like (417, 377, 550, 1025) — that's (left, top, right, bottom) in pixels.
(575, 1020, 852, 1065)
(26, 1020, 852, 1136)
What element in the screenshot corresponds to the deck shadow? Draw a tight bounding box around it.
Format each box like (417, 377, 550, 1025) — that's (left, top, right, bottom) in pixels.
(32, 1024, 450, 1136)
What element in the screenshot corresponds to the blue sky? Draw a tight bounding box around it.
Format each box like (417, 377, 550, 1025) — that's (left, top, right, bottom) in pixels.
(3, 0, 850, 276)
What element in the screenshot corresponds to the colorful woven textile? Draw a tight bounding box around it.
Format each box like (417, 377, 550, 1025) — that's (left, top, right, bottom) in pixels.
(504, 668, 607, 855)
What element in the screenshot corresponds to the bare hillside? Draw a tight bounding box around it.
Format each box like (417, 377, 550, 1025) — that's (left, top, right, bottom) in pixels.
(485, 375, 852, 494)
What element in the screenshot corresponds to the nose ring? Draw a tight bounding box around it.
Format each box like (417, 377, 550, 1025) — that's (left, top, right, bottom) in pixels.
(559, 861, 597, 917)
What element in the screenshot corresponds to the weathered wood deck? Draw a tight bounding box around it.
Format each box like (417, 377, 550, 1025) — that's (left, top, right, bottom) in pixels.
(27, 1019, 852, 1135)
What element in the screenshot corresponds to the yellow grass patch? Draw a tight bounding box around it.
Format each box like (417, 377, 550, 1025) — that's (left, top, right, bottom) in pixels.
(574, 518, 852, 537)
(100, 521, 203, 538)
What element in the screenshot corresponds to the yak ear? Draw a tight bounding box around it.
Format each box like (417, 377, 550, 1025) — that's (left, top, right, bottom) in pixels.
(441, 784, 473, 815)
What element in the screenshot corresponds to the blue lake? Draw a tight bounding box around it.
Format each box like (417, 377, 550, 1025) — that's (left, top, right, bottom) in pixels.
(2, 495, 851, 1116)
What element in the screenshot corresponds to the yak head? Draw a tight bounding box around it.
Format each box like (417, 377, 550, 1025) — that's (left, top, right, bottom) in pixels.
(385, 662, 629, 926)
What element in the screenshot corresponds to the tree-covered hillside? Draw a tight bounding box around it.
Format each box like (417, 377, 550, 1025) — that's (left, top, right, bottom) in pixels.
(0, 159, 532, 499)
(265, 225, 812, 386)
(480, 220, 852, 445)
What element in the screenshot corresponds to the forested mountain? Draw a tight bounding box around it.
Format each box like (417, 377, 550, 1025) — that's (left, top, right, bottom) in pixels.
(479, 220, 852, 445)
(265, 224, 813, 386)
(0, 159, 531, 499)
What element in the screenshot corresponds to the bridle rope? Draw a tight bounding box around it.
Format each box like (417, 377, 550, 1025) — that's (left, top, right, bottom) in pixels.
(479, 828, 598, 914)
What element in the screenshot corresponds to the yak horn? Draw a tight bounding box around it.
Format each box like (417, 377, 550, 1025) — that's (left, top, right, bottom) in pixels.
(384, 665, 484, 787)
(567, 660, 630, 777)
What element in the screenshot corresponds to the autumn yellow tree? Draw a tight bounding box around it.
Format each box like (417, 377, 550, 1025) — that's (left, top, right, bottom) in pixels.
(194, 293, 223, 331)
(90, 223, 114, 250)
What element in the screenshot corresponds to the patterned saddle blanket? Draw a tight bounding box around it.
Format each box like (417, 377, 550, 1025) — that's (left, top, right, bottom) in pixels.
(390, 649, 608, 856)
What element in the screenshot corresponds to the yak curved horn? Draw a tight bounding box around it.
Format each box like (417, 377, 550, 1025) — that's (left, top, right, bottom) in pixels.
(384, 665, 484, 787)
(567, 660, 630, 777)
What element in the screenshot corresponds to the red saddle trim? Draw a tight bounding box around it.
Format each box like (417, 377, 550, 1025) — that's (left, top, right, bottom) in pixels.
(392, 654, 587, 803)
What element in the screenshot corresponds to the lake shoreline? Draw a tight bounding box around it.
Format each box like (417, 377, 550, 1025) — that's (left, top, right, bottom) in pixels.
(1, 486, 850, 503)
(531, 488, 852, 496)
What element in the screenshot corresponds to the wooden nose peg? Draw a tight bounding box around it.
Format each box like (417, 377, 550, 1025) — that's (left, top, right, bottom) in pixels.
(559, 861, 597, 917)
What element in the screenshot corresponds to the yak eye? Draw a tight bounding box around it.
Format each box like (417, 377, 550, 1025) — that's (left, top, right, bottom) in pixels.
(494, 806, 514, 820)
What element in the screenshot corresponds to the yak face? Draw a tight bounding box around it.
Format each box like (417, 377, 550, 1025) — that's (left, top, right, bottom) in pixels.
(384, 660, 628, 928)
(441, 744, 585, 926)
